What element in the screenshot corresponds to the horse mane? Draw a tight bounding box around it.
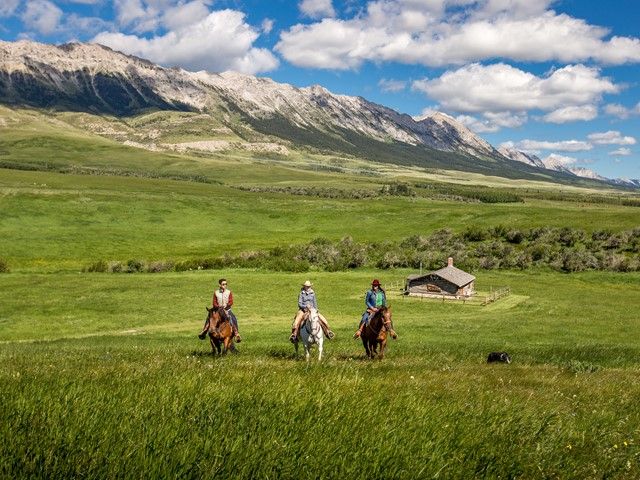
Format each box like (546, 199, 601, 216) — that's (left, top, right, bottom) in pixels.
(217, 307, 229, 322)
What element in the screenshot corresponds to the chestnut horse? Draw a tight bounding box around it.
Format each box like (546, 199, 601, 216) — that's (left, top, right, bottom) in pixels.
(204, 306, 234, 355)
(360, 306, 397, 359)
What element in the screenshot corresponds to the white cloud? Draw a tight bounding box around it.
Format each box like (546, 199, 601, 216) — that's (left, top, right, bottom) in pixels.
(455, 115, 500, 133)
(508, 139, 593, 153)
(588, 131, 636, 145)
(276, 1, 640, 69)
(64, 14, 111, 36)
(261, 18, 274, 34)
(94, 9, 278, 74)
(299, 0, 335, 19)
(113, 0, 182, 33)
(455, 112, 527, 133)
(378, 78, 406, 92)
(22, 0, 63, 35)
(412, 63, 617, 115)
(604, 102, 640, 119)
(542, 105, 598, 123)
(604, 103, 632, 119)
(0, 0, 20, 16)
(609, 148, 632, 156)
(162, 1, 210, 31)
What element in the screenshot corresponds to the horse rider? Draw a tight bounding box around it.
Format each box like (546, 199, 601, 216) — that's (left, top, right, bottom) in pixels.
(290, 280, 335, 343)
(199, 278, 242, 342)
(354, 279, 393, 338)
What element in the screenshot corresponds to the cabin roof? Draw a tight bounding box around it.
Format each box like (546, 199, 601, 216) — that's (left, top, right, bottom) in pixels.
(407, 266, 476, 288)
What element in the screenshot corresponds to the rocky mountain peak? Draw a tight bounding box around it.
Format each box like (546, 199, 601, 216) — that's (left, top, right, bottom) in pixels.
(498, 146, 545, 169)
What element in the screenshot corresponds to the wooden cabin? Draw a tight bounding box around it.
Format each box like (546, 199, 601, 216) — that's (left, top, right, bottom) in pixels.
(405, 258, 476, 297)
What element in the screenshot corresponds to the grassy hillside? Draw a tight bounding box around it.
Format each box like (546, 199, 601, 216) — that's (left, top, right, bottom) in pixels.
(2, 168, 639, 272)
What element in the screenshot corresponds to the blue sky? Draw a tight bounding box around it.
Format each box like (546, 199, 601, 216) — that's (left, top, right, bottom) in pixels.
(1, 0, 639, 179)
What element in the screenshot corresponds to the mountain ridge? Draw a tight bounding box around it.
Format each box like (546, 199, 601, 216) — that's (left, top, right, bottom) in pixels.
(0, 40, 636, 188)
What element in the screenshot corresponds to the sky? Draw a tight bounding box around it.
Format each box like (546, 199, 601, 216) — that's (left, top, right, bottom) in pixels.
(1, 0, 639, 180)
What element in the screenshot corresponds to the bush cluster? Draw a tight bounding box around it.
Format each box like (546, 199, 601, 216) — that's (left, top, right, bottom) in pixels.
(84, 259, 175, 273)
(84, 226, 640, 274)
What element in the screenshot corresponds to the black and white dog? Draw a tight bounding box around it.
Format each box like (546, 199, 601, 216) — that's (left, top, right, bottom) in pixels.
(487, 352, 511, 364)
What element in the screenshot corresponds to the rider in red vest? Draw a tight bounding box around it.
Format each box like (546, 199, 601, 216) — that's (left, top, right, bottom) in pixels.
(199, 278, 241, 342)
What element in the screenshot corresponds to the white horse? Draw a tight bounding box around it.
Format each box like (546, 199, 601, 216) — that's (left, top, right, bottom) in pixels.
(295, 307, 324, 361)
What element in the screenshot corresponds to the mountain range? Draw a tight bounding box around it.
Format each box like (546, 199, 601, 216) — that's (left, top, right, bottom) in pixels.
(0, 40, 637, 188)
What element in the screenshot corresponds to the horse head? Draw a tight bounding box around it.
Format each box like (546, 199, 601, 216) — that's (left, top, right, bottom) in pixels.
(381, 306, 397, 339)
(205, 306, 228, 328)
(307, 307, 319, 323)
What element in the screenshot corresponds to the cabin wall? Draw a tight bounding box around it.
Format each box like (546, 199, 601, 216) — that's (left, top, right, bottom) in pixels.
(408, 278, 475, 297)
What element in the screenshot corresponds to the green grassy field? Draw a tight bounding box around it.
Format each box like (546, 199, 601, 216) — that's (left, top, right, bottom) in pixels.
(1, 110, 640, 478)
(1, 270, 639, 478)
(2, 168, 639, 272)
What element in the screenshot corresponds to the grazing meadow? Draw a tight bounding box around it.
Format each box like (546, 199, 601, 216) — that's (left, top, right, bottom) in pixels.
(1, 116, 639, 478)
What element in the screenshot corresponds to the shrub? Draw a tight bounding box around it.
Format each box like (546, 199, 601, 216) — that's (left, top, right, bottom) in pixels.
(463, 226, 489, 242)
(557, 227, 586, 247)
(0, 258, 9, 273)
(108, 261, 124, 273)
(125, 259, 145, 273)
(147, 261, 174, 273)
(560, 250, 598, 272)
(380, 183, 414, 196)
(591, 230, 613, 242)
(85, 260, 108, 273)
(505, 230, 524, 244)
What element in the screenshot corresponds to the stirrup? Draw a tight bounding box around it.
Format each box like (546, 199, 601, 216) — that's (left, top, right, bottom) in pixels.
(353, 330, 361, 339)
(198, 331, 207, 340)
(289, 333, 297, 343)
(235, 334, 242, 343)
(326, 330, 335, 340)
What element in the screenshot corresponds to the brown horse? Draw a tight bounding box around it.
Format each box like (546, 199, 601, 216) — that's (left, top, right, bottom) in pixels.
(204, 306, 235, 355)
(360, 306, 397, 359)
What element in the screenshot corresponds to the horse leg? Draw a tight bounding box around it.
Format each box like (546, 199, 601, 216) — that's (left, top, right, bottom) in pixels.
(363, 339, 373, 358)
(318, 337, 323, 361)
(223, 336, 232, 355)
(209, 334, 216, 356)
(379, 339, 386, 360)
(304, 342, 310, 361)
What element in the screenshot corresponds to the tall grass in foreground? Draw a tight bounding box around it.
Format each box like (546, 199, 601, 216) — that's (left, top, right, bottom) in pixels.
(1, 338, 639, 479)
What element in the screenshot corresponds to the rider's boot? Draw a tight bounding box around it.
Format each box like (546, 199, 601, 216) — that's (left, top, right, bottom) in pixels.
(353, 323, 365, 339)
(320, 322, 335, 340)
(289, 326, 298, 343)
(198, 321, 209, 340)
(233, 325, 242, 343)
